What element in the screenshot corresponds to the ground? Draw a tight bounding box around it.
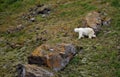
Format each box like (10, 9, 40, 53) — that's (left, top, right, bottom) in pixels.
(0, 0, 120, 77)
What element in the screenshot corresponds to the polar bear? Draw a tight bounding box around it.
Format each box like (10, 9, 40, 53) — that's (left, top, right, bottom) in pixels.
(74, 28, 96, 39)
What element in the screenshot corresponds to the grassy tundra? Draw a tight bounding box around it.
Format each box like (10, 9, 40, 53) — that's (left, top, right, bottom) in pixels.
(0, 0, 120, 77)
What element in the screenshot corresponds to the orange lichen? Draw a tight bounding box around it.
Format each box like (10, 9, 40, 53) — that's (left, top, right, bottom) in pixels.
(31, 46, 42, 56)
(46, 54, 62, 69)
(29, 43, 75, 71)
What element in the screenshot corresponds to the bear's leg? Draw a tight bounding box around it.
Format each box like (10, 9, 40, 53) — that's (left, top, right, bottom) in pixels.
(92, 35, 96, 37)
(78, 32, 82, 39)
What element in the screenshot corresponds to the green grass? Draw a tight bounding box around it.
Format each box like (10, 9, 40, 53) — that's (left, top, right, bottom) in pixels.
(0, 0, 120, 77)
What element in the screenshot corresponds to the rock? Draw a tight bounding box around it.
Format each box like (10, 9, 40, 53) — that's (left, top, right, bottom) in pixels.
(21, 4, 51, 21)
(36, 5, 51, 15)
(16, 64, 54, 77)
(37, 8, 51, 14)
(30, 17, 35, 22)
(83, 11, 102, 33)
(82, 11, 111, 34)
(35, 27, 40, 30)
(6, 26, 16, 34)
(6, 42, 23, 49)
(81, 57, 87, 64)
(6, 24, 24, 34)
(28, 43, 77, 71)
(16, 24, 24, 31)
(102, 17, 111, 26)
(117, 46, 120, 50)
(41, 14, 47, 18)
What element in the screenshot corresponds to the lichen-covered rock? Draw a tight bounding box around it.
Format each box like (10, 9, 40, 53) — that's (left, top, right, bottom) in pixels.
(82, 11, 111, 33)
(28, 43, 77, 71)
(16, 64, 54, 77)
(83, 11, 102, 32)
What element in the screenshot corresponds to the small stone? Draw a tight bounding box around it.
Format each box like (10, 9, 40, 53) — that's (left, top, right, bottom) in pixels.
(81, 57, 87, 64)
(102, 17, 111, 26)
(42, 14, 46, 18)
(16, 24, 24, 31)
(35, 27, 40, 30)
(49, 49, 54, 52)
(30, 17, 35, 22)
(117, 46, 120, 50)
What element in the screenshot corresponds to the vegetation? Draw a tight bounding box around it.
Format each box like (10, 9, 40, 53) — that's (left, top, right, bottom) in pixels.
(0, 0, 120, 77)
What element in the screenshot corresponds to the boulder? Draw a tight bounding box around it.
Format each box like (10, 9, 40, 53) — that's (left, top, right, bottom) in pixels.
(16, 64, 54, 77)
(82, 11, 111, 33)
(83, 11, 102, 33)
(28, 43, 77, 71)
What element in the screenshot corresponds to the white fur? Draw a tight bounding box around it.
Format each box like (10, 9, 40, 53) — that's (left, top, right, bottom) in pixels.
(74, 28, 96, 39)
